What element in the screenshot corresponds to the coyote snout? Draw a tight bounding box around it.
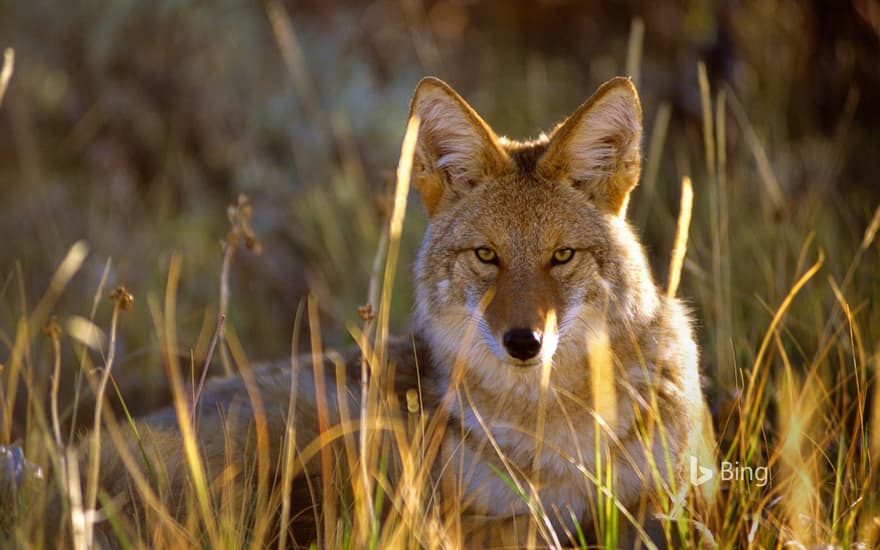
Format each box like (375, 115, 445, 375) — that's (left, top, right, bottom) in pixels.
(482, 293, 560, 367)
(501, 327, 542, 362)
(474, 261, 568, 367)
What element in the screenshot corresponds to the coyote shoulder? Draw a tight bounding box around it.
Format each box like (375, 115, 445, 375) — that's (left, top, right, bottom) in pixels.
(34, 76, 704, 547)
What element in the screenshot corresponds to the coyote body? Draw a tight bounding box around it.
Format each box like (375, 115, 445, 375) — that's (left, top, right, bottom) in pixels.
(53, 77, 703, 547)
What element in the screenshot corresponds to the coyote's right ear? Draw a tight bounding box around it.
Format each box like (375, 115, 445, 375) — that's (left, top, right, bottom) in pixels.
(408, 77, 509, 216)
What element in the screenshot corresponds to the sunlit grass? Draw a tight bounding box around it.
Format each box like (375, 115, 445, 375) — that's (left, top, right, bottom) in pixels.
(4, 118, 876, 548)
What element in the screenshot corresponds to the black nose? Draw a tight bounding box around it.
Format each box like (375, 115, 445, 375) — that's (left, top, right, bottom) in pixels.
(502, 328, 542, 361)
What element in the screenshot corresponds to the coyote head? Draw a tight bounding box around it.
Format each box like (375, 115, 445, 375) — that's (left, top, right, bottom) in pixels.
(409, 77, 660, 390)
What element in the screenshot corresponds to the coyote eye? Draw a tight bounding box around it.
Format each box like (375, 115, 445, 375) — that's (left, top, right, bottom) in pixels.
(551, 247, 574, 265)
(474, 247, 499, 264)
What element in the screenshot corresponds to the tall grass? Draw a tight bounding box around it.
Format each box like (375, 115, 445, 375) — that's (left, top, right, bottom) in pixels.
(1, 11, 879, 550)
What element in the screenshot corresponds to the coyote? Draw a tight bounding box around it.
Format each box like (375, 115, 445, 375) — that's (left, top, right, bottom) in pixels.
(403, 76, 703, 545)
(11, 77, 704, 547)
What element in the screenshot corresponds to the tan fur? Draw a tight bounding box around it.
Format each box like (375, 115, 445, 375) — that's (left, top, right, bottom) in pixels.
(55, 77, 702, 548)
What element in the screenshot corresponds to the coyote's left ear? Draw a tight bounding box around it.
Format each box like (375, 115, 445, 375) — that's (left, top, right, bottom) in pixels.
(538, 77, 642, 217)
(408, 77, 510, 217)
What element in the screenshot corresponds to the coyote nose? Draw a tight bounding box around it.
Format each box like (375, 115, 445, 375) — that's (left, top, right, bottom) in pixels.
(503, 328, 542, 361)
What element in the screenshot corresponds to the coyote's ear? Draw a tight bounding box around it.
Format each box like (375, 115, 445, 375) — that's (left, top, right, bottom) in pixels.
(538, 77, 642, 217)
(408, 77, 509, 216)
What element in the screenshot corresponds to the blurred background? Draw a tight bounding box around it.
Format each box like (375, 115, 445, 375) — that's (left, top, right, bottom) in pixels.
(0, 0, 878, 427)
